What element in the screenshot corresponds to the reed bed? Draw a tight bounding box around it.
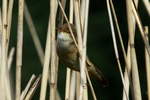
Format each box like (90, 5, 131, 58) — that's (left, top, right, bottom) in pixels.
(0, 0, 149, 100)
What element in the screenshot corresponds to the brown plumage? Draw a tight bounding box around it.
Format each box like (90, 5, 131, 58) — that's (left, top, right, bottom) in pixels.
(56, 23, 108, 87)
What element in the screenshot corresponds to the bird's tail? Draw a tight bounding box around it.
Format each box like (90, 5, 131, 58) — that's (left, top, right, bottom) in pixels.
(86, 59, 109, 87)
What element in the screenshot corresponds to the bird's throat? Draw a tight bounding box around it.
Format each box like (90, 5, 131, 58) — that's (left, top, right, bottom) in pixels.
(57, 32, 74, 51)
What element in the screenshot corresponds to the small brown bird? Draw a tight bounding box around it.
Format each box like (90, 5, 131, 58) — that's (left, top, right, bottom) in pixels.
(56, 23, 108, 87)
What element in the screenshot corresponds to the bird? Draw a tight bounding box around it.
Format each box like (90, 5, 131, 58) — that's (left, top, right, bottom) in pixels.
(56, 23, 108, 87)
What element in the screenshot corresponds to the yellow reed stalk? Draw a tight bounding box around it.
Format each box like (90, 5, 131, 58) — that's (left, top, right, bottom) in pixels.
(39, 8, 51, 100)
(20, 74, 36, 100)
(131, 1, 150, 56)
(109, 1, 131, 99)
(126, 0, 142, 100)
(122, 44, 131, 100)
(24, 3, 61, 99)
(16, 0, 24, 99)
(49, 0, 58, 100)
(65, 0, 74, 99)
(24, 75, 41, 100)
(58, 0, 67, 25)
(145, 27, 150, 100)
(0, 3, 6, 99)
(1, 0, 12, 99)
(69, 72, 76, 100)
(74, 0, 88, 100)
(106, 0, 130, 100)
(0, 15, 1, 91)
(6, 0, 14, 53)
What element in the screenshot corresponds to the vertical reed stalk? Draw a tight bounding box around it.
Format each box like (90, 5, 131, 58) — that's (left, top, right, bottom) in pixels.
(81, 0, 90, 99)
(0, 8, 2, 71)
(1, 0, 12, 99)
(74, 1, 85, 99)
(0, 0, 15, 99)
(39, 0, 58, 99)
(69, 72, 76, 100)
(106, 1, 130, 100)
(74, 0, 89, 99)
(65, 0, 74, 99)
(108, 1, 132, 100)
(58, 0, 67, 25)
(131, 1, 150, 56)
(6, 0, 14, 53)
(16, 0, 24, 99)
(65, 64, 71, 100)
(0, 8, 2, 98)
(39, 7, 51, 100)
(6, 1, 15, 98)
(0, 1, 7, 98)
(76, 73, 80, 99)
(49, 0, 58, 99)
(145, 27, 150, 100)
(126, 0, 142, 100)
(122, 44, 131, 100)
(24, 3, 61, 99)
(6, 0, 15, 99)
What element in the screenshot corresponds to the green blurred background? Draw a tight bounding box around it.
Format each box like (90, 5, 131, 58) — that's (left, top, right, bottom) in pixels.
(2, 0, 149, 99)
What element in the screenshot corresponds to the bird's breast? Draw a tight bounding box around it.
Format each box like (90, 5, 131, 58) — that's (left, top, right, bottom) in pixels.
(56, 33, 79, 70)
